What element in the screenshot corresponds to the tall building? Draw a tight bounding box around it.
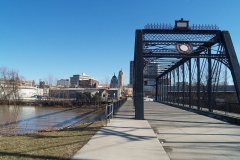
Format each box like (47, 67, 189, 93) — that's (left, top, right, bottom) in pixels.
(79, 79, 99, 88)
(110, 69, 125, 89)
(130, 60, 160, 87)
(110, 73, 118, 88)
(118, 69, 124, 88)
(70, 73, 95, 87)
(143, 62, 160, 86)
(70, 75, 81, 87)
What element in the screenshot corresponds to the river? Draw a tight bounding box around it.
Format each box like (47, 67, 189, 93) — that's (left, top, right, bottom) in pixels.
(0, 105, 105, 136)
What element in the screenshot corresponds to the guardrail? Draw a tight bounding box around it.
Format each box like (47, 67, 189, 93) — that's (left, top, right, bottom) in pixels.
(105, 103, 113, 122)
(160, 98, 240, 116)
(105, 98, 127, 124)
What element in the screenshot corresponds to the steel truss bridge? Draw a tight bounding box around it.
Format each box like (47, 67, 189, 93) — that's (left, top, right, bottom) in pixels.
(133, 19, 240, 120)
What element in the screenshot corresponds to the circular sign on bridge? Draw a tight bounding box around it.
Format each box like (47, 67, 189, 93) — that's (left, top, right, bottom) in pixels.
(176, 43, 192, 54)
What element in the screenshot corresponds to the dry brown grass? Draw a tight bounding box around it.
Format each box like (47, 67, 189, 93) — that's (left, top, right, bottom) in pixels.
(0, 121, 105, 160)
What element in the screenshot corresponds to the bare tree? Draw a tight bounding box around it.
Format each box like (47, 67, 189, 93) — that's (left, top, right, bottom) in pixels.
(100, 76, 110, 88)
(43, 73, 57, 86)
(0, 67, 21, 105)
(0, 66, 24, 135)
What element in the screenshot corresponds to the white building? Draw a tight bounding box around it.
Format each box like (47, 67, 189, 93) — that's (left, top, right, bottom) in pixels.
(118, 69, 124, 89)
(57, 79, 70, 86)
(18, 86, 44, 98)
(0, 86, 45, 99)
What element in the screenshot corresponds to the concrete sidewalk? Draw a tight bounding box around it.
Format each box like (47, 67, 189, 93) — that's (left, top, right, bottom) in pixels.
(72, 100, 170, 160)
(145, 102, 240, 160)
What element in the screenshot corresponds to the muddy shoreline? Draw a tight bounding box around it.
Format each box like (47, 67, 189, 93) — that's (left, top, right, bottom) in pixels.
(0, 105, 106, 136)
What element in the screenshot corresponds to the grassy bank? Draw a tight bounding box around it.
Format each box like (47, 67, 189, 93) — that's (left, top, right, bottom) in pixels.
(0, 121, 105, 160)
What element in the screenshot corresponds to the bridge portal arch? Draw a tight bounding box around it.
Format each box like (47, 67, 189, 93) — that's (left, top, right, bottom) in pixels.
(133, 19, 240, 120)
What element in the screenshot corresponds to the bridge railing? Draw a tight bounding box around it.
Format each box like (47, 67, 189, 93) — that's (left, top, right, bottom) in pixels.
(105, 98, 127, 124)
(105, 103, 113, 122)
(203, 101, 240, 115)
(159, 96, 240, 116)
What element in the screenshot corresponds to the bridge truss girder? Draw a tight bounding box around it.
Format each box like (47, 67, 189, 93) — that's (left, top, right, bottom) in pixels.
(133, 25, 240, 120)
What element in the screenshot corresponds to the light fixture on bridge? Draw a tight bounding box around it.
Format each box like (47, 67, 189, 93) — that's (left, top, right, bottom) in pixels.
(174, 18, 189, 30)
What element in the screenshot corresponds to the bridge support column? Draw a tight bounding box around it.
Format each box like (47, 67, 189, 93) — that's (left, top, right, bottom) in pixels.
(170, 71, 172, 103)
(197, 58, 200, 109)
(208, 48, 213, 112)
(167, 73, 169, 102)
(177, 67, 180, 106)
(189, 59, 192, 108)
(222, 31, 240, 103)
(134, 30, 144, 120)
(155, 78, 158, 101)
(161, 78, 164, 102)
(173, 70, 176, 103)
(182, 64, 185, 106)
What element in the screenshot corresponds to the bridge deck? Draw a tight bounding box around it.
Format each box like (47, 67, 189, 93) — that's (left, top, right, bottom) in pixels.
(72, 100, 240, 160)
(145, 102, 240, 160)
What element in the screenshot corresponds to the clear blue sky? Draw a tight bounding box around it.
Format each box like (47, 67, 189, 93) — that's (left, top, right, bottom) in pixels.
(1, 0, 240, 85)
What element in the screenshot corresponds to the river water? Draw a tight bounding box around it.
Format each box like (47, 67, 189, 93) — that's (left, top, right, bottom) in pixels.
(0, 105, 105, 135)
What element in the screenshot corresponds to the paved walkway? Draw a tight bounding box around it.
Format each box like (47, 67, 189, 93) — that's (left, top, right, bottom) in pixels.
(72, 100, 170, 160)
(145, 102, 240, 160)
(72, 100, 240, 160)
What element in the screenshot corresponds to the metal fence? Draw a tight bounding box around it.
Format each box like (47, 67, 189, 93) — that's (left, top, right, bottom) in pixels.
(105, 98, 127, 123)
(161, 96, 240, 116)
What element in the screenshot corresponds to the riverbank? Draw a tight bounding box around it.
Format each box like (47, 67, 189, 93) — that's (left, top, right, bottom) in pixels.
(0, 105, 106, 136)
(0, 99, 109, 108)
(0, 121, 105, 160)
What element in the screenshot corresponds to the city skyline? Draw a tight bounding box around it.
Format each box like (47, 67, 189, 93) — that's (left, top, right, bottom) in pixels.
(1, 0, 240, 85)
